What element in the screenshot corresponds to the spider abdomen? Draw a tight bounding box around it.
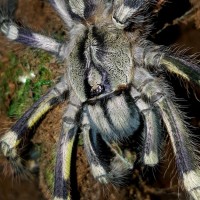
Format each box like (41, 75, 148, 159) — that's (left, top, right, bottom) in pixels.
(86, 92, 142, 143)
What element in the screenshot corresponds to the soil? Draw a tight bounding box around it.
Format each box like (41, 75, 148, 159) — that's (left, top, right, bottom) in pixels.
(0, 0, 200, 200)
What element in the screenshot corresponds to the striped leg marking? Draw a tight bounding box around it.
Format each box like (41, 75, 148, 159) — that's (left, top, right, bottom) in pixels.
(133, 68, 200, 200)
(48, 0, 99, 28)
(82, 109, 134, 185)
(160, 55, 200, 87)
(82, 111, 109, 184)
(87, 93, 141, 143)
(130, 87, 161, 167)
(48, 0, 74, 28)
(143, 45, 200, 87)
(54, 121, 77, 200)
(0, 78, 68, 159)
(0, 18, 65, 57)
(54, 93, 81, 200)
(158, 99, 200, 200)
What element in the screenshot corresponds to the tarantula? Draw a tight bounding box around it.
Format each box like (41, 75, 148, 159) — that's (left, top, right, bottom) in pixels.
(0, 0, 200, 199)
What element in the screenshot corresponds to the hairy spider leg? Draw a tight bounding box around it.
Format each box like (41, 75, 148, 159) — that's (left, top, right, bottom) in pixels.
(87, 94, 141, 143)
(0, 0, 18, 19)
(160, 55, 200, 87)
(54, 91, 81, 200)
(48, 0, 99, 28)
(142, 44, 200, 87)
(133, 67, 200, 200)
(0, 16, 65, 57)
(82, 110, 134, 185)
(112, 0, 155, 30)
(82, 111, 109, 184)
(130, 87, 161, 167)
(48, 0, 74, 28)
(0, 78, 68, 171)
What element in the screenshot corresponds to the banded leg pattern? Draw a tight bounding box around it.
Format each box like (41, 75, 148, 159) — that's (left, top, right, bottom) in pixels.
(48, 0, 74, 28)
(142, 43, 200, 87)
(83, 107, 135, 186)
(133, 67, 200, 200)
(54, 92, 81, 200)
(82, 111, 110, 184)
(130, 87, 161, 167)
(0, 13, 65, 57)
(0, 78, 68, 162)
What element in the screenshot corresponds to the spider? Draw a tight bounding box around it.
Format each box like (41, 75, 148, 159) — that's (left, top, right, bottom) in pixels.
(0, 0, 200, 199)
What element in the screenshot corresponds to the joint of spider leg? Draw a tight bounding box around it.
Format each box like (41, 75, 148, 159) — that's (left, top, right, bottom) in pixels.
(1, 144, 19, 162)
(112, 15, 126, 29)
(57, 43, 68, 59)
(150, 92, 165, 104)
(143, 49, 165, 70)
(112, 0, 154, 30)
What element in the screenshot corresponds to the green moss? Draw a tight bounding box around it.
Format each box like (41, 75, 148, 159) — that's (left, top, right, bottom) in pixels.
(0, 50, 53, 118)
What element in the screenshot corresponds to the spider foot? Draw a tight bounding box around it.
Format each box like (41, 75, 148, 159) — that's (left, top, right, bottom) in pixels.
(183, 169, 200, 200)
(90, 163, 109, 184)
(144, 151, 159, 167)
(0, 141, 28, 178)
(0, 130, 19, 156)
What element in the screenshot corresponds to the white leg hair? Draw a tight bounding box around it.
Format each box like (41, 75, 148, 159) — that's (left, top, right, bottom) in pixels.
(82, 108, 134, 185)
(0, 19, 66, 57)
(0, 77, 68, 172)
(82, 110, 110, 184)
(48, 0, 74, 28)
(133, 67, 200, 200)
(130, 87, 160, 167)
(54, 91, 81, 200)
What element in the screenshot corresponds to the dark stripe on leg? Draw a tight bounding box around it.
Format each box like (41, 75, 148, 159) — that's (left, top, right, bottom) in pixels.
(82, 110, 134, 186)
(130, 87, 161, 166)
(0, 20, 64, 56)
(54, 127, 77, 200)
(133, 68, 200, 199)
(0, 78, 68, 157)
(54, 92, 81, 200)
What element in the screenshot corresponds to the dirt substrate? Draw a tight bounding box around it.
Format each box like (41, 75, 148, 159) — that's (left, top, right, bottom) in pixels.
(0, 0, 200, 200)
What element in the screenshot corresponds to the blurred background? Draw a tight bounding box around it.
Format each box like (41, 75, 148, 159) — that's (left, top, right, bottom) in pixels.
(0, 0, 200, 199)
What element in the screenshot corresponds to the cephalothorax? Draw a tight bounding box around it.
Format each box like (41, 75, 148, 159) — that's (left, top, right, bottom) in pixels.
(0, 0, 200, 199)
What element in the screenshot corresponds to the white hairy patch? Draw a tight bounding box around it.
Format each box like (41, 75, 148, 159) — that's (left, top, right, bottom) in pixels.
(88, 104, 113, 136)
(113, 5, 136, 29)
(183, 170, 200, 200)
(144, 151, 158, 166)
(112, 16, 125, 29)
(90, 163, 108, 184)
(54, 0, 73, 27)
(69, 0, 85, 18)
(118, 6, 135, 21)
(33, 33, 60, 53)
(1, 23, 19, 40)
(0, 131, 18, 155)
